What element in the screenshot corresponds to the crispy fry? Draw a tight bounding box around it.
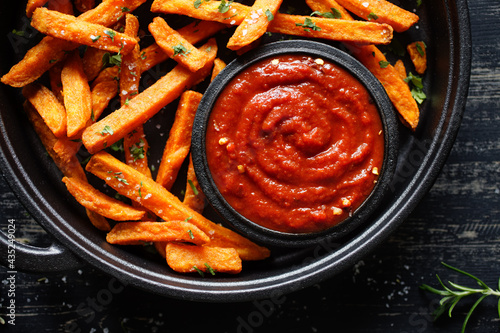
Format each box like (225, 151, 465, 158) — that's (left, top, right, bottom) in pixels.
(48, 0, 74, 15)
(149, 17, 210, 72)
(152, 0, 392, 45)
(211, 58, 227, 81)
(407, 41, 427, 74)
(1, 0, 147, 87)
(22, 83, 67, 138)
(156, 91, 202, 189)
(83, 47, 108, 82)
(82, 39, 217, 154)
(151, 0, 249, 24)
(166, 243, 242, 274)
(394, 59, 407, 81)
(183, 155, 205, 213)
(74, 0, 95, 12)
(62, 176, 146, 221)
(26, 0, 48, 17)
(61, 50, 92, 138)
(120, 14, 141, 106)
(106, 221, 210, 245)
(85, 151, 270, 261)
(269, 14, 393, 45)
(140, 20, 225, 73)
(348, 44, 419, 129)
(31, 8, 137, 54)
(227, 0, 283, 50)
(48, 62, 65, 103)
(91, 81, 119, 121)
(305, 0, 353, 20)
(92, 66, 120, 88)
(334, 0, 419, 33)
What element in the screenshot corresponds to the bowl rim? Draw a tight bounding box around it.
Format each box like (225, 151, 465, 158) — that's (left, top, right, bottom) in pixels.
(191, 39, 399, 247)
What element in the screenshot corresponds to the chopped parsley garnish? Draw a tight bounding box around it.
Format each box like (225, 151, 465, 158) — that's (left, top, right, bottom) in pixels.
(416, 41, 426, 56)
(405, 72, 427, 104)
(204, 263, 216, 276)
(104, 30, 116, 42)
(367, 12, 379, 20)
(187, 229, 194, 239)
(98, 125, 114, 136)
(12, 29, 25, 37)
(113, 172, 129, 185)
(140, 51, 147, 60)
(193, 266, 205, 277)
(110, 139, 124, 152)
(130, 139, 145, 161)
(102, 52, 122, 67)
(311, 8, 342, 19)
(379, 60, 390, 68)
(265, 9, 274, 21)
(172, 43, 191, 57)
(91, 109, 95, 122)
(218, 0, 233, 13)
(125, 98, 131, 106)
(121, 6, 130, 12)
(49, 59, 57, 64)
(138, 181, 143, 198)
(91, 35, 101, 42)
(194, 0, 203, 9)
(188, 179, 199, 196)
(296, 17, 321, 32)
(417, 0, 422, 7)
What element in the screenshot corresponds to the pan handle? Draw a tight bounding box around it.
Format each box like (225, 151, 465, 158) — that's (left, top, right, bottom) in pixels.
(0, 228, 82, 273)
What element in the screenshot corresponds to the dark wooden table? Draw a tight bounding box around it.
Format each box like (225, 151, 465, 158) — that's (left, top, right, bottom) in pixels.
(1, 0, 499, 332)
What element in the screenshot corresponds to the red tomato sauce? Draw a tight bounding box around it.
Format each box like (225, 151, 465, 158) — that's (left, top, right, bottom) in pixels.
(206, 54, 384, 233)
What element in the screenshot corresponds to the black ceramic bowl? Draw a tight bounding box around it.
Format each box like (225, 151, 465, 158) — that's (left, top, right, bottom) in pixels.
(192, 40, 398, 248)
(0, 0, 471, 302)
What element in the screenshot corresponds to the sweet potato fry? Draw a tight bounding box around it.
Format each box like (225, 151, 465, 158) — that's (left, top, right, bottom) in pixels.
(61, 50, 92, 138)
(149, 17, 210, 72)
(74, 0, 95, 12)
(82, 39, 217, 154)
(407, 41, 427, 74)
(305, 0, 353, 20)
(1, 0, 146, 87)
(48, 62, 65, 103)
(91, 81, 119, 121)
(140, 20, 225, 73)
(156, 90, 202, 189)
(166, 243, 242, 275)
(91, 66, 120, 88)
(31, 8, 137, 54)
(211, 58, 227, 82)
(268, 14, 393, 45)
(106, 221, 210, 245)
(152, 0, 391, 44)
(120, 14, 141, 106)
(151, 0, 250, 24)
(26, 0, 48, 18)
(334, 0, 419, 33)
(348, 44, 419, 129)
(183, 155, 205, 213)
(85, 151, 270, 261)
(227, 0, 283, 50)
(22, 83, 67, 138)
(62, 176, 146, 221)
(86, 208, 111, 232)
(48, 0, 74, 15)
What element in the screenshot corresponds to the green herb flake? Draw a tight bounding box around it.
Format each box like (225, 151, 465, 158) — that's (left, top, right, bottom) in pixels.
(98, 125, 114, 136)
(104, 30, 116, 42)
(172, 43, 191, 57)
(204, 263, 216, 276)
(296, 17, 321, 32)
(91, 35, 101, 42)
(102, 52, 123, 67)
(188, 179, 199, 196)
(114, 172, 129, 185)
(121, 6, 130, 12)
(416, 41, 426, 57)
(265, 9, 274, 22)
(91, 109, 95, 122)
(12, 29, 25, 37)
(405, 72, 426, 104)
(379, 60, 390, 68)
(194, 0, 202, 8)
(187, 229, 195, 240)
(138, 181, 143, 198)
(49, 59, 57, 64)
(311, 8, 342, 19)
(110, 139, 124, 152)
(193, 266, 205, 277)
(367, 12, 379, 20)
(130, 139, 145, 161)
(417, 0, 422, 7)
(218, 0, 233, 14)
(140, 51, 147, 60)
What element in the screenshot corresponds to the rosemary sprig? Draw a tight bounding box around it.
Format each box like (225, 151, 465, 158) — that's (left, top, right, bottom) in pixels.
(420, 262, 500, 333)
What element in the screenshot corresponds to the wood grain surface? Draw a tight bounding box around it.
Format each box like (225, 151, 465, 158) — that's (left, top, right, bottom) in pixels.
(1, 0, 499, 332)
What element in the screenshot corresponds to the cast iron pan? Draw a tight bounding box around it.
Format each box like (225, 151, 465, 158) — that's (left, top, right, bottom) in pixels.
(0, 0, 471, 302)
